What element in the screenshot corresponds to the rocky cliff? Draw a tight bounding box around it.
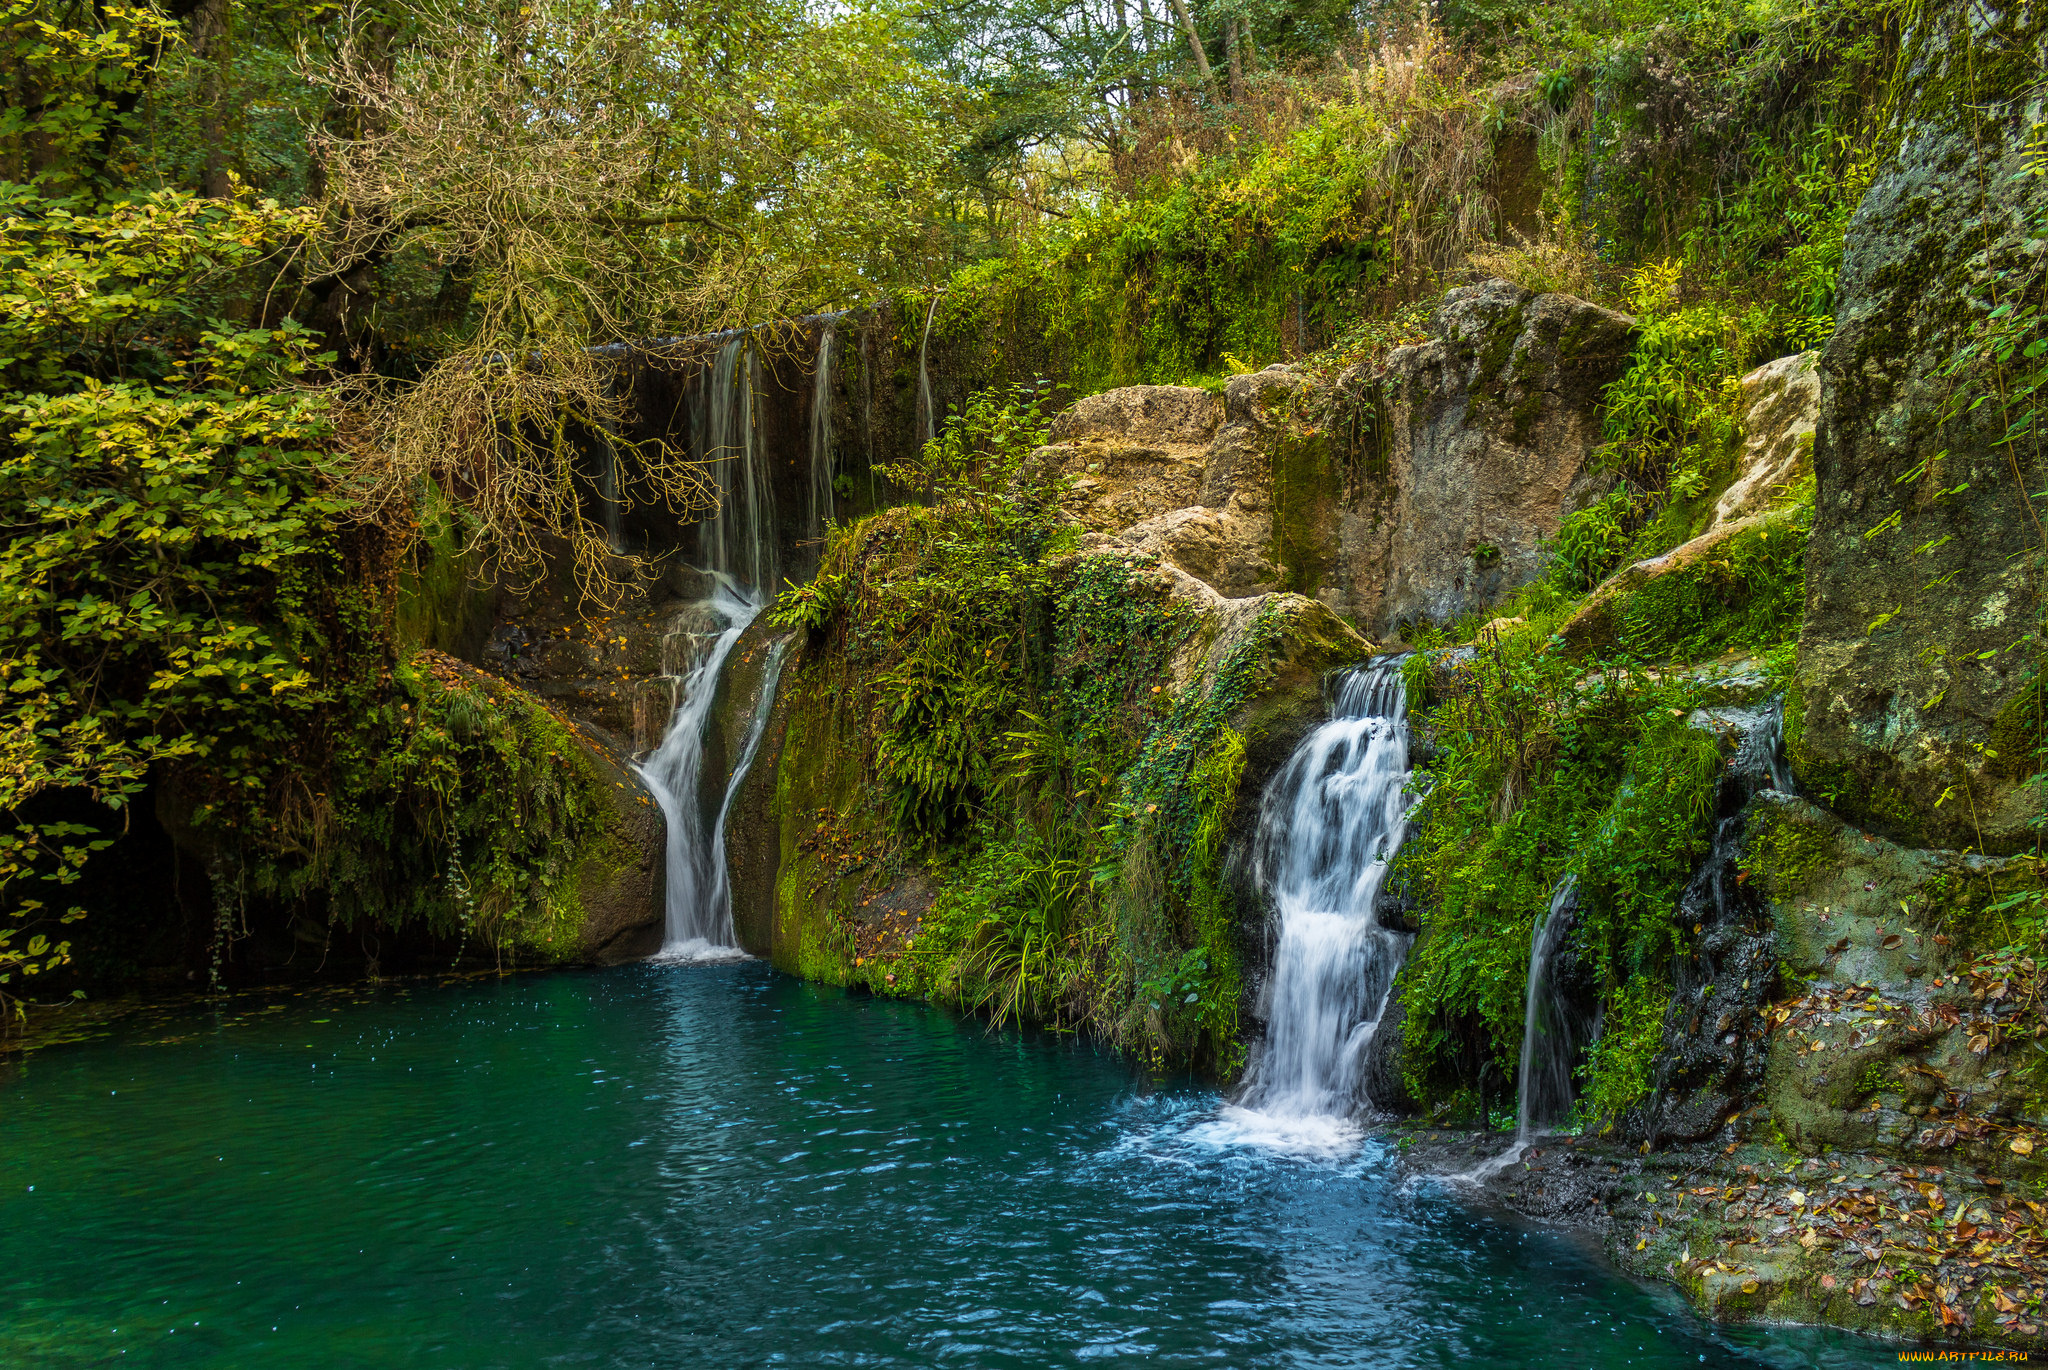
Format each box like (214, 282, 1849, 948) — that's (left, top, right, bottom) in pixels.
(1039, 280, 1637, 638)
(1793, 2, 2048, 855)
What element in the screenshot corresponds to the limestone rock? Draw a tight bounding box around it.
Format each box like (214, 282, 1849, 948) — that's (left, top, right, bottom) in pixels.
(1794, 2, 2048, 853)
(1713, 350, 1818, 528)
(1262, 279, 1637, 635)
(1041, 284, 1635, 630)
(1039, 379, 1288, 597)
(1045, 384, 1223, 447)
(1335, 280, 1636, 634)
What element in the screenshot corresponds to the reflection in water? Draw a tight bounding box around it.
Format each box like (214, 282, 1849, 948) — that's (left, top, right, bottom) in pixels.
(3, 965, 1888, 1368)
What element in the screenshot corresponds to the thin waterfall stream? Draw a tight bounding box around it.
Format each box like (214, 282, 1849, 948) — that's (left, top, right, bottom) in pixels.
(1474, 874, 1599, 1176)
(809, 317, 836, 535)
(1227, 659, 1415, 1149)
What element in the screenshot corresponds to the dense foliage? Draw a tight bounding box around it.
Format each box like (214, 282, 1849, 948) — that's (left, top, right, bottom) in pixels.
(769, 391, 1272, 1068)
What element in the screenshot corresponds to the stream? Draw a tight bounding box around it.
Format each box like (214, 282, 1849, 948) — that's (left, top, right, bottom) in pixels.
(3, 964, 1891, 1367)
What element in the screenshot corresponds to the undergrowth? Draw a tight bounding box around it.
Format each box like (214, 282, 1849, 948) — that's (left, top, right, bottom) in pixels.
(769, 388, 1299, 1071)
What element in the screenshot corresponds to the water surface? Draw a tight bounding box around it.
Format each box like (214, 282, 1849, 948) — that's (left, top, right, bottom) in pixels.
(4, 964, 1893, 1367)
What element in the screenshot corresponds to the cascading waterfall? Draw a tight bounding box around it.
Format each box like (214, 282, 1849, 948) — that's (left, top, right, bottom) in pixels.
(636, 580, 764, 961)
(630, 330, 796, 962)
(809, 319, 836, 536)
(1235, 659, 1415, 1136)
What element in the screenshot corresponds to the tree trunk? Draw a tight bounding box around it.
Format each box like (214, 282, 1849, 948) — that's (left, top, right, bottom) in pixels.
(1164, 0, 1218, 101)
(1136, 0, 1160, 100)
(1224, 19, 1244, 103)
(186, 0, 234, 197)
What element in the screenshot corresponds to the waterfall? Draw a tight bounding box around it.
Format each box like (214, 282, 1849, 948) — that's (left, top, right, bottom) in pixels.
(635, 579, 764, 962)
(809, 319, 836, 536)
(703, 634, 792, 934)
(1475, 697, 1795, 1172)
(915, 298, 938, 445)
(599, 429, 625, 554)
(1237, 660, 1416, 1132)
(1512, 877, 1597, 1144)
(691, 333, 778, 593)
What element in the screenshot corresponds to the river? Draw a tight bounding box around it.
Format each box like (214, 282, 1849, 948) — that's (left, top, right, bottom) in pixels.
(3, 963, 1891, 1367)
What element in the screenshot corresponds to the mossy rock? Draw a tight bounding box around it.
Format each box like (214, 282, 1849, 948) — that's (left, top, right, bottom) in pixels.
(1794, 0, 2048, 855)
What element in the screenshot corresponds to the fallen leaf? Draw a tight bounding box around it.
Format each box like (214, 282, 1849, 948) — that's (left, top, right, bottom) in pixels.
(1883, 934, 1904, 950)
(1741, 1280, 1760, 1294)
(2013, 1136, 2036, 1156)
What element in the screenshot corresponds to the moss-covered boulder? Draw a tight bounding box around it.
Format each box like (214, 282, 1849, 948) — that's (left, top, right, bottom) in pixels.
(1794, 0, 2048, 854)
(1745, 792, 2048, 1171)
(562, 726, 668, 965)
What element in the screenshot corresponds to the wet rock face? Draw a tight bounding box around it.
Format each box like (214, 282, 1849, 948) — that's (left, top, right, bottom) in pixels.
(1795, 2, 2048, 854)
(569, 738, 667, 965)
(1623, 706, 1790, 1147)
(1331, 279, 1637, 636)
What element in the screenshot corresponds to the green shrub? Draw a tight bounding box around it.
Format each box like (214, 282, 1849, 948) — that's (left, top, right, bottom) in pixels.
(1576, 977, 1672, 1126)
(1397, 639, 1721, 1108)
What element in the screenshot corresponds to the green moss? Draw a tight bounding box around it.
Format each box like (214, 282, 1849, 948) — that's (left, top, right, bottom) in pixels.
(1268, 428, 1338, 596)
(243, 653, 624, 966)
(1473, 301, 1528, 394)
(1397, 640, 1720, 1110)
(1614, 505, 1811, 662)
(1742, 804, 1840, 900)
(394, 496, 494, 659)
(1989, 675, 2048, 783)
(1578, 977, 1671, 1125)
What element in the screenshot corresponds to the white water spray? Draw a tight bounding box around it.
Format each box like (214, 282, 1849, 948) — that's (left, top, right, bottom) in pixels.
(810, 319, 836, 536)
(1232, 660, 1415, 1142)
